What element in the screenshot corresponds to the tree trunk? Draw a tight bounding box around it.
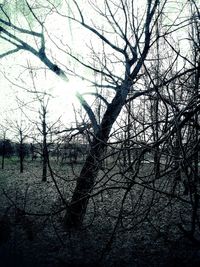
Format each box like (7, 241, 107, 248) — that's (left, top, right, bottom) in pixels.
(19, 137, 24, 173)
(20, 153, 24, 173)
(64, 83, 130, 228)
(42, 112, 48, 182)
(193, 62, 200, 184)
(42, 148, 48, 182)
(1, 141, 5, 170)
(64, 139, 103, 227)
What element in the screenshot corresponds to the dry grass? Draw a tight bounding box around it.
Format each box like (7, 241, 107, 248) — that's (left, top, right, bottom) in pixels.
(0, 158, 199, 267)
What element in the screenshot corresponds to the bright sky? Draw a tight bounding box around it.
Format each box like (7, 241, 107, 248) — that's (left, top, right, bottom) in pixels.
(0, 1, 95, 128)
(0, 0, 194, 137)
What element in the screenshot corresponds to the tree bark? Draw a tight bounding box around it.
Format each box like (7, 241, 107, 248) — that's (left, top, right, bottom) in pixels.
(64, 83, 130, 228)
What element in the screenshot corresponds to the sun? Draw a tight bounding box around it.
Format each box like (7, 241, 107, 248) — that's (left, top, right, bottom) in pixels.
(55, 76, 92, 104)
(52, 76, 95, 124)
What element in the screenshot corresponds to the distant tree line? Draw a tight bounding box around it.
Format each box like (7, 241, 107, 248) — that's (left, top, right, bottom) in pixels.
(0, 138, 89, 166)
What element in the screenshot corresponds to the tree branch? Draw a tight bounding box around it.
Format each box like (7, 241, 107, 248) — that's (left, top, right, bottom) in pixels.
(76, 92, 99, 134)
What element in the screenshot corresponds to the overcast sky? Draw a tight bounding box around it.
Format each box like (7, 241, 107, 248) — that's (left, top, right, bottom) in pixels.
(0, 0, 193, 138)
(0, 0, 95, 129)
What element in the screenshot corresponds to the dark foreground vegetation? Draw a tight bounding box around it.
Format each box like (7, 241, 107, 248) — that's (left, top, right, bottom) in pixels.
(0, 155, 200, 267)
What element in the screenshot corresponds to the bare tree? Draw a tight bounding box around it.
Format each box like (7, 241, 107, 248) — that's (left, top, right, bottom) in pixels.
(39, 96, 49, 182)
(8, 116, 30, 173)
(0, 0, 199, 230)
(28, 92, 62, 182)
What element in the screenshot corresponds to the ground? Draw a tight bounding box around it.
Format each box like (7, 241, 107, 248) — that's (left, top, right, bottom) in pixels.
(0, 158, 200, 267)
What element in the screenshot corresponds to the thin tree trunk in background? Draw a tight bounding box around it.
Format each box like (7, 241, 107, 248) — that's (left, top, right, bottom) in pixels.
(19, 146, 24, 173)
(42, 145, 48, 182)
(42, 114, 48, 182)
(154, 6, 161, 178)
(1, 141, 5, 170)
(193, 62, 200, 184)
(19, 131, 24, 173)
(127, 98, 132, 167)
(189, 1, 199, 185)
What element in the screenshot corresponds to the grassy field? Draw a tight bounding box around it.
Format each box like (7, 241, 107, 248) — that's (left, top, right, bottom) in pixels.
(0, 157, 200, 267)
